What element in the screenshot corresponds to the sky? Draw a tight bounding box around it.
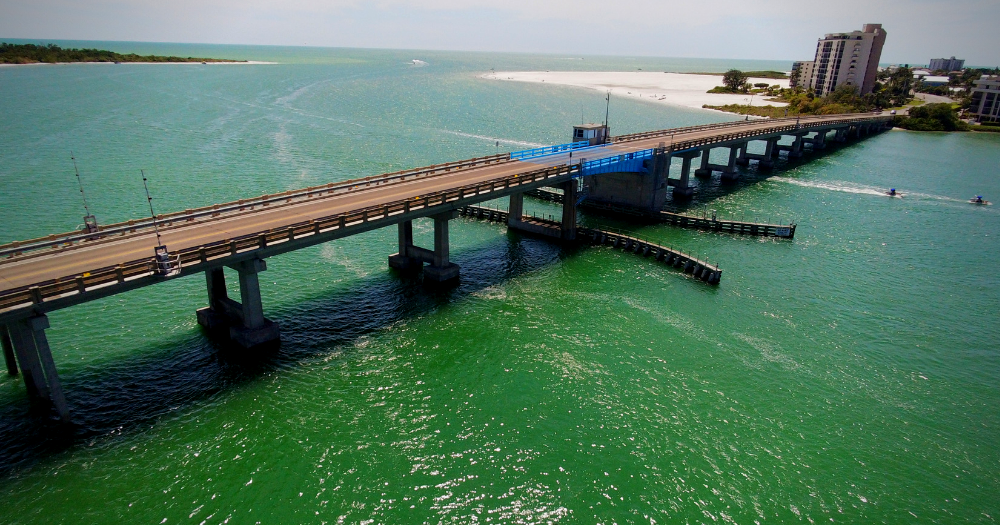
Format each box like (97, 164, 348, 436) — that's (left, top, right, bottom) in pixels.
(1, 0, 998, 66)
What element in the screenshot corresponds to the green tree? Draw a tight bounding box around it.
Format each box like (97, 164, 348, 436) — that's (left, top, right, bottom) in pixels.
(883, 67, 914, 107)
(899, 103, 968, 131)
(723, 69, 749, 93)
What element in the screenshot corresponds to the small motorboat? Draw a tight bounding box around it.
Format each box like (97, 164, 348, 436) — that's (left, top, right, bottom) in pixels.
(885, 188, 903, 198)
(969, 196, 990, 205)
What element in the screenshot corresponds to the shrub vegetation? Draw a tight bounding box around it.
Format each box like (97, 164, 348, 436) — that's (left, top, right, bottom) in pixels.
(1, 43, 242, 64)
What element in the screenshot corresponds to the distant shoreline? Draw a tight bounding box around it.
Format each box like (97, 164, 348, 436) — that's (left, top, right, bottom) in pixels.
(0, 42, 262, 66)
(0, 61, 276, 67)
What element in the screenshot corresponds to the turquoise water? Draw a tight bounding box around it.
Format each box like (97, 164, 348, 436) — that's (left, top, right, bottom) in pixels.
(1, 44, 999, 524)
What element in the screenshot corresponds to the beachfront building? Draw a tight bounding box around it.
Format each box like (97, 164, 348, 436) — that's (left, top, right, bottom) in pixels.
(929, 57, 965, 72)
(968, 75, 1000, 123)
(920, 76, 950, 87)
(789, 61, 814, 89)
(796, 24, 887, 96)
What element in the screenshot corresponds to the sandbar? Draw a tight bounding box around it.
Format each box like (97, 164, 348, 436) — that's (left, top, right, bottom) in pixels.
(483, 71, 789, 112)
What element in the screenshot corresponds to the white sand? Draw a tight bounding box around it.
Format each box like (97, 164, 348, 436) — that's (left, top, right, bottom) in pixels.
(483, 71, 789, 112)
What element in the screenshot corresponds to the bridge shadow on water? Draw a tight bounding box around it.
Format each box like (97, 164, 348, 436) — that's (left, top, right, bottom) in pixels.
(0, 231, 577, 475)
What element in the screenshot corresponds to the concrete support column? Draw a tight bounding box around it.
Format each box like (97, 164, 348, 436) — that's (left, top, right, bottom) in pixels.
(1, 325, 17, 376)
(432, 215, 450, 268)
(720, 146, 740, 181)
(424, 211, 460, 283)
(834, 128, 847, 143)
(196, 260, 279, 348)
(694, 148, 712, 177)
(649, 150, 671, 211)
(790, 134, 805, 158)
(734, 142, 750, 166)
(560, 180, 577, 240)
(7, 320, 48, 401)
(28, 315, 70, 422)
(196, 268, 233, 330)
(673, 154, 695, 200)
(229, 258, 279, 348)
(236, 260, 266, 330)
(8, 316, 70, 421)
(388, 221, 421, 271)
(760, 138, 776, 168)
(813, 131, 827, 149)
(508, 192, 524, 227)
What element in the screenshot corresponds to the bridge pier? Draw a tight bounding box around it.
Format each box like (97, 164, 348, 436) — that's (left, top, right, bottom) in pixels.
(508, 192, 524, 227)
(388, 213, 460, 283)
(424, 212, 461, 282)
(196, 259, 280, 348)
(671, 150, 699, 200)
(508, 181, 577, 240)
(739, 138, 776, 168)
(789, 133, 805, 158)
(2, 325, 17, 376)
(559, 180, 577, 240)
(5, 315, 70, 421)
(694, 146, 739, 178)
(833, 128, 848, 143)
(803, 131, 827, 150)
(734, 143, 749, 166)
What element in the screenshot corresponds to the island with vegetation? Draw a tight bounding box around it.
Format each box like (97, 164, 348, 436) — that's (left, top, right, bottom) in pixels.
(1, 43, 245, 65)
(702, 66, 1000, 133)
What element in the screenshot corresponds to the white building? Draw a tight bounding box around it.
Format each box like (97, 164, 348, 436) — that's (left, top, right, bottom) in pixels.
(799, 24, 887, 96)
(921, 76, 950, 87)
(929, 57, 965, 71)
(968, 75, 1000, 123)
(789, 61, 814, 89)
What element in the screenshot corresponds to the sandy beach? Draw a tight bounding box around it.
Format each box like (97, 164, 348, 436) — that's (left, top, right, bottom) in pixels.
(483, 71, 789, 112)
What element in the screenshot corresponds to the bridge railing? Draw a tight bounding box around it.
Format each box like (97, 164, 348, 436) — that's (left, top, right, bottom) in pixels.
(580, 149, 654, 176)
(0, 150, 518, 259)
(509, 141, 590, 160)
(611, 112, 889, 145)
(0, 163, 582, 314)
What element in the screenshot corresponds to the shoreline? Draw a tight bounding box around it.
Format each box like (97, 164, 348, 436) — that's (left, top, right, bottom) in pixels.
(483, 71, 789, 113)
(0, 60, 276, 67)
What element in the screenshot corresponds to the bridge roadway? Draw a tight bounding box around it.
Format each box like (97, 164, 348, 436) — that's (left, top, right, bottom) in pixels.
(0, 113, 885, 296)
(0, 112, 890, 421)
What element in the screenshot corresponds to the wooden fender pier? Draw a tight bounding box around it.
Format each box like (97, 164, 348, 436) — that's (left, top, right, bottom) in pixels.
(525, 188, 795, 238)
(457, 205, 722, 284)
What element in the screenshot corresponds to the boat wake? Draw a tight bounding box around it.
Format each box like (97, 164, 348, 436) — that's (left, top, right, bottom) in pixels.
(436, 129, 546, 148)
(773, 178, 970, 203)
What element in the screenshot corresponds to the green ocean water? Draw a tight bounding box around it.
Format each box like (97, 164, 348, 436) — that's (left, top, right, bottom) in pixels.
(1, 43, 999, 524)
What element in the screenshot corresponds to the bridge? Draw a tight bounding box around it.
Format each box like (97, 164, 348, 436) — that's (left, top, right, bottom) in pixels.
(0, 113, 891, 421)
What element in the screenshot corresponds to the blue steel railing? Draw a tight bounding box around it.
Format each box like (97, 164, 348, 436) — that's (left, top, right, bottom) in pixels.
(580, 149, 654, 177)
(510, 141, 590, 161)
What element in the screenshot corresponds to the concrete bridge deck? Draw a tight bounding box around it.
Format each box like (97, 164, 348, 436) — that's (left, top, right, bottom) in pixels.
(0, 113, 884, 298)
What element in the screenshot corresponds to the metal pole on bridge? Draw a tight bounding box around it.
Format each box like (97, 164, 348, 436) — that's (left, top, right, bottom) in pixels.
(141, 170, 164, 248)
